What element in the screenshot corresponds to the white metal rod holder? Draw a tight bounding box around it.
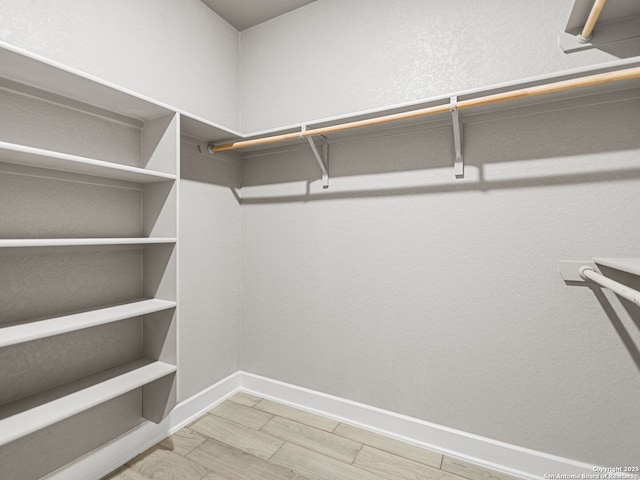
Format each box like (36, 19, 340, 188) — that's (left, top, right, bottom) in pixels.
(322, 141, 329, 188)
(303, 126, 329, 189)
(450, 96, 464, 178)
(580, 266, 640, 307)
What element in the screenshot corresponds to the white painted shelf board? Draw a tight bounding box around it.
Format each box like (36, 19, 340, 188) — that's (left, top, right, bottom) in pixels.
(180, 113, 243, 143)
(0, 359, 176, 446)
(0, 299, 176, 349)
(0, 41, 173, 122)
(0, 142, 176, 183)
(0, 238, 176, 248)
(593, 258, 640, 276)
(0, 42, 242, 136)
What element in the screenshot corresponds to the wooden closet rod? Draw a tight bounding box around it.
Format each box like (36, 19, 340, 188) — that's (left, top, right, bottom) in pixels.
(211, 66, 640, 152)
(580, 0, 608, 42)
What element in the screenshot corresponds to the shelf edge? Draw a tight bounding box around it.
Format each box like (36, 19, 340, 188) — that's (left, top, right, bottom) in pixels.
(0, 141, 177, 183)
(0, 299, 176, 348)
(593, 257, 640, 276)
(0, 360, 176, 447)
(0, 238, 177, 248)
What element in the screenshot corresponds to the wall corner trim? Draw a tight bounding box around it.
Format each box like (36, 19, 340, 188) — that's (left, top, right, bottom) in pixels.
(48, 371, 599, 480)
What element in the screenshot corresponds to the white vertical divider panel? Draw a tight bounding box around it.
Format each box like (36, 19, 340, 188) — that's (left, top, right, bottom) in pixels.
(142, 113, 179, 422)
(174, 114, 182, 404)
(142, 114, 178, 175)
(143, 113, 179, 239)
(143, 181, 177, 238)
(142, 371, 177, 423)
(141, 111, 178, 302)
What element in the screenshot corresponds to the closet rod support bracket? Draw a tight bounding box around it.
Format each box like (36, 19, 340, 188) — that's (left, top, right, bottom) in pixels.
(558, 260, 597, 282)
(302, 125, 329, 189)
(450, 96, 464, 178)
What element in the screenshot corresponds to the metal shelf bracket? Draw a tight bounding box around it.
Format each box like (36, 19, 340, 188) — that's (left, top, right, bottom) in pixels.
(450, 96, 464, 178)
(301, 125, 329, 189)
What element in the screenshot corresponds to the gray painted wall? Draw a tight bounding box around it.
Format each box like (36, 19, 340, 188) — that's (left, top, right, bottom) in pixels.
(0, 0, 240, 130)
(240, 0, 640, 132)
(179, 143, 242, 401)
(239, 0, 640, 465)
(240, 98, 640, 466)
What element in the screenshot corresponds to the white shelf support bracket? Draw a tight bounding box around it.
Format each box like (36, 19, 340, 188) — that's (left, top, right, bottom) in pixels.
(301, 125, 329, 189)
(450, 96, 464, 178)
(558, 260, 597, 282)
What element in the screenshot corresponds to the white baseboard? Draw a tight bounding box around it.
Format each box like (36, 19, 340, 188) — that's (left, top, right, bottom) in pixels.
(239, 372, 599, 480)
(46, 371, 241, 480)
(48, 370, 600, 480)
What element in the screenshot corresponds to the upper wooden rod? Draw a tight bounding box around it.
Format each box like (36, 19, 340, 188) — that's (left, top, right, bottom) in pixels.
(211, 65, 640, 152)
(457, 65, 640, 110)
(212, 103, 451, 152)
(581, 0, 608, 40)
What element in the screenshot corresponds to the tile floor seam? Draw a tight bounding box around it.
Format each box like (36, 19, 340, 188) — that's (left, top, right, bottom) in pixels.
(184, 439, 258, 480)
(203, 410, 263, 432)
(267, 438, 288, 461)
(349, 459, 403, 480)
(262, 414, 365, 462)
(208, 404, 274, 430)
(358, 445, 459, 480)
(251, 399, 340, 432)
(182, 446, 217, 473)
(128, 446, 212, 480)
(257, 414, 274, 432)
(351, 443, 365, 466)
(357, 441, 442, 470)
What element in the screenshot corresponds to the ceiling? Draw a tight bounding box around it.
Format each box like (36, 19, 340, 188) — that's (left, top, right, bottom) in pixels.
(201, 0, 316, 31)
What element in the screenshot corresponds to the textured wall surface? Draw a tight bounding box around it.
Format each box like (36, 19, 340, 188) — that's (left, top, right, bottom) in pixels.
(240, 0, 637, 132)
(0, 0, 240, 129)
(0, 86, 142, 166)
(0, 247, 142, 323)
(0, 167, 142, 239)
(239, 1, 640, 464)
(0, 319, 142, 404)
(179, 143, 241, 400)
(240, 98, 640, 465)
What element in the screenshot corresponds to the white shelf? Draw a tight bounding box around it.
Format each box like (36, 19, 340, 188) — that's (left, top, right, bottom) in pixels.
(0, 41, 173, 122)
(0, 142, 176, 183)
(0, 42, 180, 462)
(0, 359, 176, 446)
(593, 258, 640, 276)
(0, 238, 176, 248)
(180, 113, 243, 143)
(0, 299, 176, 349)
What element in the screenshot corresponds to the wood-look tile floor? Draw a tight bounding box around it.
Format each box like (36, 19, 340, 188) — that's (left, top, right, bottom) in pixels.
(104, 392, 521, 480)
